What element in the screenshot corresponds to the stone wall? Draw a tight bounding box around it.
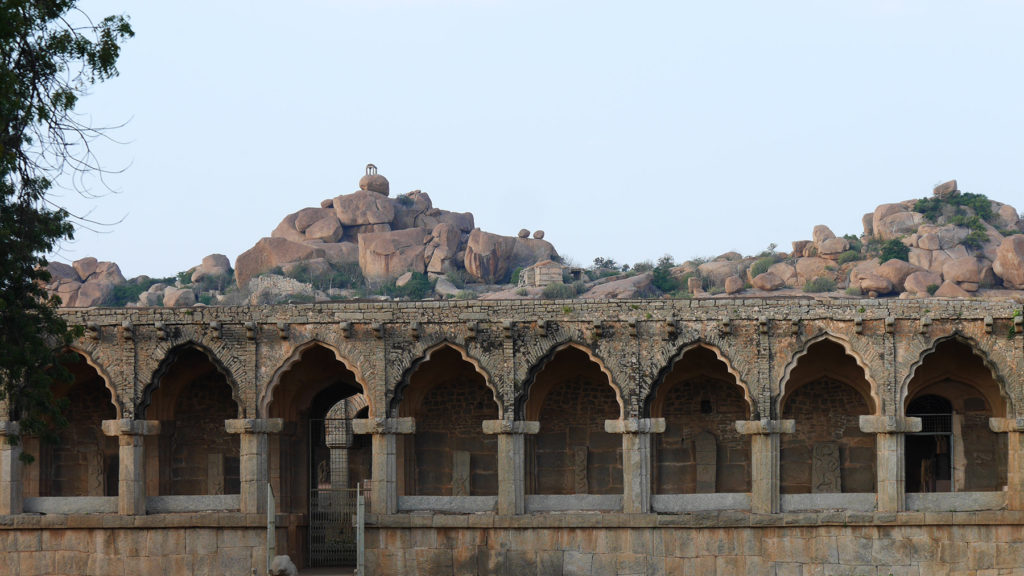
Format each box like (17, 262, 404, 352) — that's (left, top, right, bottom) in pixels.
(364, 512, 1024, 575)
(0, 514, 276, 576)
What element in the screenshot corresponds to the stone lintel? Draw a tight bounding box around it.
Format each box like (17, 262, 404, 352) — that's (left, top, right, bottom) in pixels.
(482, 420, 540, 435)
(989, 417, 1024, 433)
(858, 415, 922, 434)
(352, 417, 415, 435)
(735, 419, 795, 435)
(101, 419, 161, 437)
(0, 421, 19, 436)
(605, 418, 666, 434)
(224, 418, 284, 435)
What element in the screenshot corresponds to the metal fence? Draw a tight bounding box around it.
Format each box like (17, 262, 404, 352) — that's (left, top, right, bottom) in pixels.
(308, 488, 359, 567)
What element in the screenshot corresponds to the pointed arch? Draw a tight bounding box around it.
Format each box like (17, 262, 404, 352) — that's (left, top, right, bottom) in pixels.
(517, 341, 623, 420)
(778, 332, 881, 416)
(643, 340, 754, 418)
(899, 332, 1012, 416)
(140, 341, 242, 418)
(326, 393, 369, 420)
(387, 340, 500, 418)
(261, 339, 371, 418)
(64, 346, 123, 419)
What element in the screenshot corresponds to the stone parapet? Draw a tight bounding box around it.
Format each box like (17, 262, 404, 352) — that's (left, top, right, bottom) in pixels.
(224, 418, 284, 434)
(735, 419, 795, 435)
(481, 420, 539, 435)
(101, 418, 160, 436)
(604, 418, 665, 434)
(859, 415, 922, 434)
(352, 417, 415, 435)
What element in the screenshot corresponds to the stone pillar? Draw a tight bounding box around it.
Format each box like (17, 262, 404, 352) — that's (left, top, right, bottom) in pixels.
(483, 420, 539, 515)
(352, 417, 415, 515)
(0, 421, 22, 515)
(605, 418, 665, 514)
(101, 419, 160, 515)
(990, 418, 1024, 510)
(225, 418, 284, 514)
(859, 415, 921, 513)
(736, 419, 794, 514)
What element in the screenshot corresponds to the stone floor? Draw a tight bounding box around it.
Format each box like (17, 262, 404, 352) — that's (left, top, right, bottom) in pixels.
(298, 567, 356, 575)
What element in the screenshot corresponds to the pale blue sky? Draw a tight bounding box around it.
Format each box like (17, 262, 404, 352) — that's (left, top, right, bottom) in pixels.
(59, 1, 1024, 278)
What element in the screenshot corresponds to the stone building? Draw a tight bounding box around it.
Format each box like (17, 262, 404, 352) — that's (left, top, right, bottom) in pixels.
(2, 297, 1024, 575)
(517, 260, 568, 288)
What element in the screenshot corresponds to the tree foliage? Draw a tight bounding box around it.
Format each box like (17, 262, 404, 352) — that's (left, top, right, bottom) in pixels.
(0, 1, 132, 457)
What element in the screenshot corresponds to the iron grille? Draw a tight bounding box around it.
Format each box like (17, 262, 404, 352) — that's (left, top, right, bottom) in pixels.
(308, 488, 358, 567)
(912, 413, 953, 435)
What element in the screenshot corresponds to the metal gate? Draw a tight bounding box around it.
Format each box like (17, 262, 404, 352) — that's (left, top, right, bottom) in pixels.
(308, 488, 358, 566)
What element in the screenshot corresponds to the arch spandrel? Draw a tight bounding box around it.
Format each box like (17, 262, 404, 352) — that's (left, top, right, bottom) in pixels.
(899, 331, 1017, 418)
(260, 338, 373, 418)
(776, 332, 882, 418)
(63, 346, 124, 420)
(516, 340, 625, 420)
(387, 340, 502, 418)
(139, 334, 245, 418)
(641, 339, 756, 419)
(383, 323, 508, 416)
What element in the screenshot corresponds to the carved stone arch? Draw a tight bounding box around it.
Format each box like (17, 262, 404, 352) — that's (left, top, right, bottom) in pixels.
(516, 340, 624, 420)
(64, 345, 124, 419)
(260, 338, 372, 418)
(641, 324, 758, 415)
(326, 393, 369, 420)
(387, 340, 502, 418)
(139, 339, 243, 418)
(899, 331, 1014, 417)
(642, 339, 755, 418)
(777, 331, 882, 417)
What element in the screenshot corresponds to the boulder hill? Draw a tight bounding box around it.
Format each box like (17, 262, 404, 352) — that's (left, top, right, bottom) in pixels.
(43, 174, 1024, 306)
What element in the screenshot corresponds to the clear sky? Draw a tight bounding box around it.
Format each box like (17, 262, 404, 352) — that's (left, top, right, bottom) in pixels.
(56, 0, 1024, 279)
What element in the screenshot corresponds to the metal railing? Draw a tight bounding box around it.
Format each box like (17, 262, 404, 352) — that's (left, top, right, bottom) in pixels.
(308, 487, 359, 567)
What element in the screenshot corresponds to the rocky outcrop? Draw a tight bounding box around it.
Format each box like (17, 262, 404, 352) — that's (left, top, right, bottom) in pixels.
(993, 235, 1024, 289)
(464, 229, 518, 283)
(358, 228, 430, 282)
(235, 238, 327, 288)
(191, 254, 232, 283)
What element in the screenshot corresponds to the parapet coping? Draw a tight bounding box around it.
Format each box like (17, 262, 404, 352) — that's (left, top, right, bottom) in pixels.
(0, 512, 303, 530)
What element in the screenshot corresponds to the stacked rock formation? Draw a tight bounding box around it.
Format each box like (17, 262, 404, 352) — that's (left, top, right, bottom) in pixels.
(235, 164, 558, 287)
(42, 257, 127, 307)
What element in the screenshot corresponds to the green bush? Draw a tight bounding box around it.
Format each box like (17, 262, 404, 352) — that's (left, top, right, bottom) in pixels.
(804, 277, 837, 293)
(542, 282, 576, 299)
(515, 287, 528, 296)
(842, 234, 863, 253)
(750, 256, 777, 278)
(837, 250, 862, 266)
(446, 269, 469, 289)
(845, 285, 863, 296)
(651, 255, 680, 293)
(926, 284, 939, 295)
(510, 267, 523, 285)
(394, 272, 434, 300)
(630, 261, 653, 273)
(878, 239, 909, 263)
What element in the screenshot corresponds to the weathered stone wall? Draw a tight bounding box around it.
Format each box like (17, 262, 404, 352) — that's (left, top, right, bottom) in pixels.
(365, 512, 1024, 575)
(0, 515, 276, 576)
(781, 378, 876, 494)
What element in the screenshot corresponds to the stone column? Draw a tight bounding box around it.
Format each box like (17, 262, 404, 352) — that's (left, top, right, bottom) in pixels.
(483, 420, 539, 515)
(352, 417, 415, 515)
(0, 421, 22, 515)
(736, 419, 794, 514)
(606, 418, 665, 514)
(101, 419, 160, 515)
(225, 418, 284, 514)
(991, 417, 1024, 510)
(859, 415, 920, 513)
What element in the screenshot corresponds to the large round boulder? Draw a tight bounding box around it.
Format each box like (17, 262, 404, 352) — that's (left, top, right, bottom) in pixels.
(904, 270, 943, 296)
(875, 259, 922, 291)
(358, 228, 430, 282)
(333, 190, 395, 226)
(464, 229, 518, 284)
(234, 237, 327, 287)
(993, 235, 1024, 289)
(752, 272, 784, 291)
(192, 254, 232, 283)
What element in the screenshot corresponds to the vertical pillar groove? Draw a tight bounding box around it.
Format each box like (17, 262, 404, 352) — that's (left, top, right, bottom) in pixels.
(860, 415, 921, 513)
(484, 420, 539, 515)
(606, 418, 665, 514)
(736, 419, 794, 514)
(353, 417, 415, 515)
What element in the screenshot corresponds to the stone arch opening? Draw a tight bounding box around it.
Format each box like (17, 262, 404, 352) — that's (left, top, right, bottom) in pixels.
(396, 345, 498, 497)
(144, 345, 241, 496)
(779, 339, 876, 494)
(649, 345, 752, 494)
(264, 343, 367, 521)
(524, 345, 623, 496)
(903, 339, 1007, 493)
(26, 351, 119, 498)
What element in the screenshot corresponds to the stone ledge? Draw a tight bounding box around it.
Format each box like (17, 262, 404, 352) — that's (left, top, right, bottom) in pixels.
(735, 419, 796, 435)
(352, 417, 415, 435)
(101, 419, 160, 437)
(481, 420, 539, 435)
(224, 418, 284, 434)
(859, 415, 922, 434)
(0, 512, 279, 530)
(365, 509, 1024, 529)
(604, 418, 666, 434)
